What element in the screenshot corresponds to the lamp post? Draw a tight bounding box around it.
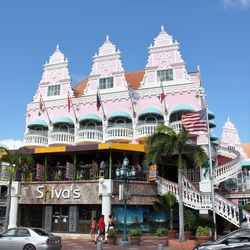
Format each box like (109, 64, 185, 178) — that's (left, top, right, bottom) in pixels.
(115, 157, 136, 245)
(4, 163, 16, 231)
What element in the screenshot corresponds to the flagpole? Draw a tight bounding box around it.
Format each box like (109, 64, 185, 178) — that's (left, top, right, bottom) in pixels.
(160, 79, 168, 115)
(68, 92, 78, 122)
(203, 100, 217, 240)
(41, 96, 52, 125)
(97, 88, 107, 121)
(127, 85, 136, 118)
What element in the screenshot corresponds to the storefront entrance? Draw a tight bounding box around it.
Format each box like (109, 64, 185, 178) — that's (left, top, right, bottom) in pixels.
(52, 206, 69, 232)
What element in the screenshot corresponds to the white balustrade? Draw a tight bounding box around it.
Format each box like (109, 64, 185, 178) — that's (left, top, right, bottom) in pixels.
(24, 133, 48, 147)
(214, 147, 241, 184)
(157, 175, 250, 227)
(168, 121, 183, 133)
(49, 131, 75, 145)
(135, 124, 157, 139)
(76, 129, 103, 143)
(105, 127, 133, 141)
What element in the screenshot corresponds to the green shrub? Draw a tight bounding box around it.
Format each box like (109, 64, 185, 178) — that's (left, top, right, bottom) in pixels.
(196, 226, 211, 237)
(128, 229, 142, 237)
(107, 228, 117, 238)
(156, 227, 168, 237)
(184, 210, 196, 231)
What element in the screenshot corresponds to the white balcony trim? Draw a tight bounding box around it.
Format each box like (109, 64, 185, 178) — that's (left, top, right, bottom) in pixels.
(135, 123, 157, 139)
(105, 126, 133, 141)
(48, 131, 75, 145)
(76, 129, 103, 143)
(24, 133, 48, 147)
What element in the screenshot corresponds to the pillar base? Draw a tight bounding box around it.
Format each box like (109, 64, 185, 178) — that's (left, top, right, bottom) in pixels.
(119, 240, 130, 246)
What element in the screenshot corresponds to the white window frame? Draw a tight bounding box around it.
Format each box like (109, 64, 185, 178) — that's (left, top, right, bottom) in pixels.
(47, 84, 60, 97)
(99, 77, 113, 89)
(157, 69, 173, 82)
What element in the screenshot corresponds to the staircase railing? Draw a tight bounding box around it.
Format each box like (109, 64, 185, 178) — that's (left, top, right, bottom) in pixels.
(157, 176, 250, 227)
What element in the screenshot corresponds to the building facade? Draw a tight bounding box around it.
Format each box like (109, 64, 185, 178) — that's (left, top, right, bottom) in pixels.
(0, 26, 248, 234)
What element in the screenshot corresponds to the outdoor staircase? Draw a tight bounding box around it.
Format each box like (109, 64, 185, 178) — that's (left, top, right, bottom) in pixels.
(156, 146, 250, 227)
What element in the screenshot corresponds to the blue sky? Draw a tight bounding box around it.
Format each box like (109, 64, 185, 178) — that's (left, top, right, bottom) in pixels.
(0, 0, 249, 148)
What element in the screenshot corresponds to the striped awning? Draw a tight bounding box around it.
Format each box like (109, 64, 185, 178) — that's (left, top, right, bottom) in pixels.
(53, 117, 74, 125)
(28, 119, 48, 128)
(170, 104, 195, 114)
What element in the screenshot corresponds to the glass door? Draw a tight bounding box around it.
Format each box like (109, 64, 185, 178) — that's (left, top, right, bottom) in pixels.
(52, 206, 69, 232)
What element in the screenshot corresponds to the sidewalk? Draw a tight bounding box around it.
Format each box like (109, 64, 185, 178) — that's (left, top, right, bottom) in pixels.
(61, 234, 196, 250)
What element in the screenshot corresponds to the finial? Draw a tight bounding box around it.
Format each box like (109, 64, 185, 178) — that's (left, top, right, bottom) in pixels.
(149, 43, 153, 48)
(161, 25, 164, 32)
(106, 35, 109, 42)
(227, 116, 230, 121)
(197, 65, 200, 72)
(56, 44, 59, 50)
(117, 48, 120, 53)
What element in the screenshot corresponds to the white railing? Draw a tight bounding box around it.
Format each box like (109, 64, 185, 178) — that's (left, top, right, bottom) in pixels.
(168, 121, 183, 133)
(76, 129, 103, 143)
(105, 127, 133, 141)
(213, 147, 242, 184)
(135, 124, 157, 139)
(24, 133, 48, 147)
(157, 176, 250, 227)
(48, 132, 75, 145)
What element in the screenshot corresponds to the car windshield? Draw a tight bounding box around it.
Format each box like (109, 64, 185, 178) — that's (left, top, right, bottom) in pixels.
(32, 228, 51, 236)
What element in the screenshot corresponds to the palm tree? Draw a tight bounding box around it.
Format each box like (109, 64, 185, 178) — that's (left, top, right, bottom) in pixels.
(145, 124, 208, 241)
(153, 191, 177, 231)
(0, 146, 34, 230)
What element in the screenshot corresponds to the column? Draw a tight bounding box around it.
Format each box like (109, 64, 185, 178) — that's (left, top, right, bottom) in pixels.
(99, 179, 113, 229)
(8, 181, 20, 229)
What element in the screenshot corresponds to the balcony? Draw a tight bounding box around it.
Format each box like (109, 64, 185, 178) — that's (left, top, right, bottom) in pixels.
(76, 128, 103, 144)
(105, 126, 133, 142)
(135, 123, 158, 141)
(168, 120, 183, 133)
(48, 131, 75, 145)
(24, 130, 48, 147)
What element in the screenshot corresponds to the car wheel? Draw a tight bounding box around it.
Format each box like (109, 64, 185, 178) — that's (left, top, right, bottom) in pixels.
(23, 244, 36, 250)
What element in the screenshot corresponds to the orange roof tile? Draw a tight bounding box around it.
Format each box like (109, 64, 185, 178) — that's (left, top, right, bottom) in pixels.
(73, 78, 88, 97)
(125, 71, 145, 90)
(242, 143, 250, 158)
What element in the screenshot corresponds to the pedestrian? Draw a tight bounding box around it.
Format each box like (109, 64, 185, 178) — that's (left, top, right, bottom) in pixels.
(90, 217, 97, 242)
(108, 214, 114, 229)
(95, 215, 106, 244)
(240, 217, 249, 229)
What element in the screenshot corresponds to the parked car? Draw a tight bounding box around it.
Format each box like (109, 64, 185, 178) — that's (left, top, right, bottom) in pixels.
(0, 227, 62, 250)
(193, 229, 250, 250)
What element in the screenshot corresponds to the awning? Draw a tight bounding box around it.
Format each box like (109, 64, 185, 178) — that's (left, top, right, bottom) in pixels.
(53, 117, 74, 125)
(109, 111, 132, 119)
(170, 104, 195, 114)
(28, 119, 48, 128)
(242, 159, 250, 167)
(79, 114, 102, 122)
(208, 110, 215, 119)
(210, 132, 218, 141)
(209, 119, 216, 128)
(138, 107, 163, 117)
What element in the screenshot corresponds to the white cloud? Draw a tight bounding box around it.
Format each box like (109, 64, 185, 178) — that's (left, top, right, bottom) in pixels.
(0, 139, 24, 150)
(220, 0, 250, 9)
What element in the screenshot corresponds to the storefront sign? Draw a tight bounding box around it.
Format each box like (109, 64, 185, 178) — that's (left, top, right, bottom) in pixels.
(148, 164, 157, 181)
(36, 184, 81, 201)
(69, 206, 77, 232)
(44, 206, 52, 232)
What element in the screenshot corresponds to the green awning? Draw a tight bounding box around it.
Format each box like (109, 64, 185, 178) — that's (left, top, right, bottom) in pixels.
(208, 110, 215, 119)
(211, 140, 219, 145)
(53, 117, 74, 125)
(209, 119, 216, 128)
(170, 104, 195, 114)
(210, 132, 218, 141)
(28, 119, 48, 128)
(138, 107, 163, 117)
(79, 114, 102, 122)
(242, 160, 250, 167)
(109, 111, 132, 119)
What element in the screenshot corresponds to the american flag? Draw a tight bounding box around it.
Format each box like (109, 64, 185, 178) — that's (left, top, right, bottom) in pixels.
(181, 108, 208, 133)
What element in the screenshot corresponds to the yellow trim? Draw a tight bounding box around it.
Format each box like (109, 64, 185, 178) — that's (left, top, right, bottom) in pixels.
(35, 146, 66, 154)
(98, 143, 146, 152)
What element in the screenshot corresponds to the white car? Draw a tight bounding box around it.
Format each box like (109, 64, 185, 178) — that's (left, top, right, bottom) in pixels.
(0, 227, 62, 250)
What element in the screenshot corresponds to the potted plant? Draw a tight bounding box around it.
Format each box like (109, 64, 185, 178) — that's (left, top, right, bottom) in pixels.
(128, 229, 142, 245)
(196, 226, 212, 244)
(156, 227, 168, 246)
(184, 209, 196, 239)
(153, 192, 178, 239)
(106, 228, 117, 245)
